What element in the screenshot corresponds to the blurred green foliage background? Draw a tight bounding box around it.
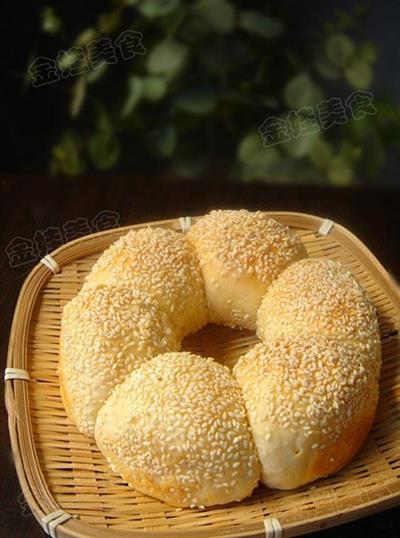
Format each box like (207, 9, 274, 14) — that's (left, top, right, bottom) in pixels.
(7, 1, 400, 184)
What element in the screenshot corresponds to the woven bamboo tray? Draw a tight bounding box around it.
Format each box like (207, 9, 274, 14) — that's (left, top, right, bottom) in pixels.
(5, 211, 400, 538)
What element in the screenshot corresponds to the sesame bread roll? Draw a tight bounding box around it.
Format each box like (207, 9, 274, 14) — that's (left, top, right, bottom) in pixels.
(84, 227, 207, 338)
(186, 210, 306, 330)
(234, 336, 378, 490)
(59, 285, 179, 436)
(95, 352, 261, 508)
(257, 258, 381, 376)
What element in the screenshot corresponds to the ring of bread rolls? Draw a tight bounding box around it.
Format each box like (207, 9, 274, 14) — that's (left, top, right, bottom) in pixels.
(59, 209, 381, 508)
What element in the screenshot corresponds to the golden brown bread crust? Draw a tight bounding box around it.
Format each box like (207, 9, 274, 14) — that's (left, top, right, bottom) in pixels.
(95, 352, 260, 508)
(257, 258, 381, 376)
(187, 210, 306, 330)
(311, 410, 375, 481)
(83, 227, 207, 338)
(234, 336, 380, 490)
(99, 452, 193, 507)
(59, 285, 179, 436)
(60, 212, 381, 501)
(58, 365, 73, 427)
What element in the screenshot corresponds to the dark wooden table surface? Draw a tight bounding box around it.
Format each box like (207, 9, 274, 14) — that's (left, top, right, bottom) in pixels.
(1, 175, 400, 538)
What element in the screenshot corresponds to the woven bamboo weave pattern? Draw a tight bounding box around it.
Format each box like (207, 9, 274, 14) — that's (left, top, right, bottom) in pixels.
(5, 212, 400, 538)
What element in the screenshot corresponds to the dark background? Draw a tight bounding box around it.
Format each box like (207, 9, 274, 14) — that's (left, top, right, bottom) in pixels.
(2, 0, 400, 536)
(2, 0, 400, 184)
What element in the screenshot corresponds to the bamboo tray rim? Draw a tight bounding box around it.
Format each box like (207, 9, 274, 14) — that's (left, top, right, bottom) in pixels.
(5, 211, 400, 538)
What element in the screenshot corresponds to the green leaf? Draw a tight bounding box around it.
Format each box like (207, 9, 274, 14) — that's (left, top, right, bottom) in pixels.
(283, 131, 320, 158)
(241, 148, 281, 181)
(147, 39, 188, 78)
(325, 34, 355, 67)
(75, 28, 96, 46)
(333, 8, 352, 28)
(98, 11, 121, 33)
(121, 76, 143, 117)
(238, 133, 264, 164)
(70, 77, 86, 118)
(348, 117, 371, 140)
(339, 141, 362, 163)
(142, 76, 168, 101)
(345, 61, 373, 89)
(244, 156, 282, 181)
(138, 0, 180, 18)
(87, 108, 120, 170)
(152, 126, 176, 157)
(58, 49, 78, 72)
(238, 133, 280, 170)
(359, 42, 378, 64)
(193, 0, 235, 33)
(50, 133, 85, 176)
(40, 7, 61, 34)
(175, 86, 216, 114)
(284, 74, 322, 109)
(86, 63, 108, 84)
(314, 51, 340, 80)
(97, 107, 112, 134)
(309, 138, 333, 169)
(239, 11, 283, 39)
(88, 132, 120, 170)
(327, 156, 353, 186)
